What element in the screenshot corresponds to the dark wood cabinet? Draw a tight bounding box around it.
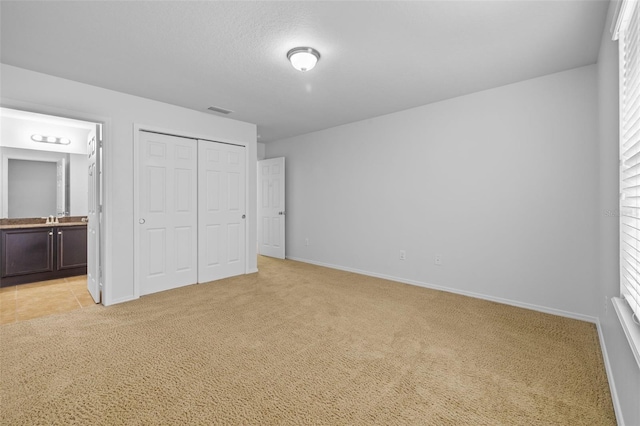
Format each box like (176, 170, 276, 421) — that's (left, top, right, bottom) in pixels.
(0, 225, 87, 286)
(57, 226, 88, 270)
(1, 227, 54, 277)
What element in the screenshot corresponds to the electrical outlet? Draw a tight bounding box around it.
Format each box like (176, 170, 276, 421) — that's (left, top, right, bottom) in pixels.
(305, 238, 309, 246)
(399, 250, 406, 261)
(435, 255, 442, 266)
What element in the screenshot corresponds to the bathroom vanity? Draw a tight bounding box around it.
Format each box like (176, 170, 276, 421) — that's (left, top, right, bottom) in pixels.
(0, 218, 87, 287)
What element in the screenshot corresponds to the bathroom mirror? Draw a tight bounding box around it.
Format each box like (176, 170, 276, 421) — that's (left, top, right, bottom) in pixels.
(0, 108, 92, 219)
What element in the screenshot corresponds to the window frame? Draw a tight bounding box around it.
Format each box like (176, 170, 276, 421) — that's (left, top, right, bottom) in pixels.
(615, 0, 640, 370)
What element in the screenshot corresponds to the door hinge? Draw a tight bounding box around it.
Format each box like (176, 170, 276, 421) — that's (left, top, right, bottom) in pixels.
(99, 205, 103, 213)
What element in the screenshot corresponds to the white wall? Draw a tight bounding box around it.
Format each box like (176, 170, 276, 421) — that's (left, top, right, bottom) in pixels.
(597, 1, 640, 424)
(257, 142, 266, 160)
(266, 65, 600, 320)
(0, 64, 257, 306)
(0, 112, 90, 217)
(1, 115, 89, 155)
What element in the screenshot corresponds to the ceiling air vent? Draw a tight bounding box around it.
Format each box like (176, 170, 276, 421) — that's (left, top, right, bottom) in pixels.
(207, 105, 234, 115)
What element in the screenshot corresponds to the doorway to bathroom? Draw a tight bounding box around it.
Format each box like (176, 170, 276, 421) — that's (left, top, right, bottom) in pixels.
(0, 107, 103, 324)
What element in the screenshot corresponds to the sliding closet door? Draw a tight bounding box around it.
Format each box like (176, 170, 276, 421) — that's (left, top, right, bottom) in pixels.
(138, 131, 198, 295)
(198, 140, 246, 283)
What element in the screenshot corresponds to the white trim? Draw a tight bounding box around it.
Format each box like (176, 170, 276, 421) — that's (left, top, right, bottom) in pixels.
(596, 318, 626, 426)
(617, 0, 640, 371)
(611, 0, 624, 40)
(286, 256, 598, 323)
(244, 141, 252, 276)
(133, 126, 141, 300)
(611, 0, 635, 41)
(133, 123, 248, 148)
(103, 295, 137, 307)
(133, 123, 251, 299)
(612, 297, 640, 370)
(0, 98, 111, 305)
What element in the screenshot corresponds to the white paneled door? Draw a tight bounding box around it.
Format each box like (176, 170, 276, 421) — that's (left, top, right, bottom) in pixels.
(198, 140, 246, 283)
(86, 125, 101, 303)
(257, 157, 285, 259)
(138, 131, 198, 295)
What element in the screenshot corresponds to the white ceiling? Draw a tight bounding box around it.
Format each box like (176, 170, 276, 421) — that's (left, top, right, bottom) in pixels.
(0, 1, 609, 143)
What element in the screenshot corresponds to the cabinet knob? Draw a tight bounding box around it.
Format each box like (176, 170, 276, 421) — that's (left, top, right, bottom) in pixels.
(139, 218, 146, 224)
(48, 232, 53, 236)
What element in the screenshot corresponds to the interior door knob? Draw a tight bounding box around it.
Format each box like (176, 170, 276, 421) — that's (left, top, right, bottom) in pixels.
(139, 218, 145, 224)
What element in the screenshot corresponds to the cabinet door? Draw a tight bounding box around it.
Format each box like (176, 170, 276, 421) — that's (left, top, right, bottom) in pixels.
(1, 228, 54, 277)
(57, 226, 88, 270)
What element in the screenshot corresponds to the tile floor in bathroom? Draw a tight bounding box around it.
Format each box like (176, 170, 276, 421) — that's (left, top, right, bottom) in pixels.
(0, 275, 95, 325)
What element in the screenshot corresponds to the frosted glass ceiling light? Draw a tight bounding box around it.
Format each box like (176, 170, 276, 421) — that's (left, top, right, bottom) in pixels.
(287, 47, 320, 72)
(31, 134, 71, 145)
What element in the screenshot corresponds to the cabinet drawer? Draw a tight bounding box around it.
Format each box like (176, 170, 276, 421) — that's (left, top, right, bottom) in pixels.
(1, 228, 54, 277)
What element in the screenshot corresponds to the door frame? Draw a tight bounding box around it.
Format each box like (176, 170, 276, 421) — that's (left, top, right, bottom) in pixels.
(133, 123, 251, 299)
(0, 99, 110, 304)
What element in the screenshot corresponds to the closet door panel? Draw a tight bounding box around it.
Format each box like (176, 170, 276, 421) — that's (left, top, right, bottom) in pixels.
(138, 131, 198, 295)
(198, 141, 246, 283)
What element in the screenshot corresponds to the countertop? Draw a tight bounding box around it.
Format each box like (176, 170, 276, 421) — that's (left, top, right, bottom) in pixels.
(0, 217, 88, 230)
(0, 222, 87, 230)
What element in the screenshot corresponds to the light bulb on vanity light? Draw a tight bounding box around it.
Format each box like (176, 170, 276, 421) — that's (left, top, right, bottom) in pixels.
(31, 134, 71, 145)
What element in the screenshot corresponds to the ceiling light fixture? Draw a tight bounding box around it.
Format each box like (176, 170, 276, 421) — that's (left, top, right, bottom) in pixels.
(31, 134, 71, 145)
(287, 47, 320, 72)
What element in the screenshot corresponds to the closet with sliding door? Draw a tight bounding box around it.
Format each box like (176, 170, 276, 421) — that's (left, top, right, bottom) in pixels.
(135, 130, 246, 296)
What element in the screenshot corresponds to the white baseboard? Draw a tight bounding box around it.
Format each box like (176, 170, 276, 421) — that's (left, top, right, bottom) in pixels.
(596, 319, 625, 426)
(103, 295, 138, 306)
(286, 256, 598, 324)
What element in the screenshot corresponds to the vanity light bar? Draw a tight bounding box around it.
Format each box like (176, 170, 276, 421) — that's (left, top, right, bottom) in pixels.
(31, 134, 71, 145)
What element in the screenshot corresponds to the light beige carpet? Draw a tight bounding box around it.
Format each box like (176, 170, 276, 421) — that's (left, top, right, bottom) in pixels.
(0, 257, 615, 425)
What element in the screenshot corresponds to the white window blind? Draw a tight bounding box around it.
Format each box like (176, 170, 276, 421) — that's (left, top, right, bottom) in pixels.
(619, 0, 640, 321)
